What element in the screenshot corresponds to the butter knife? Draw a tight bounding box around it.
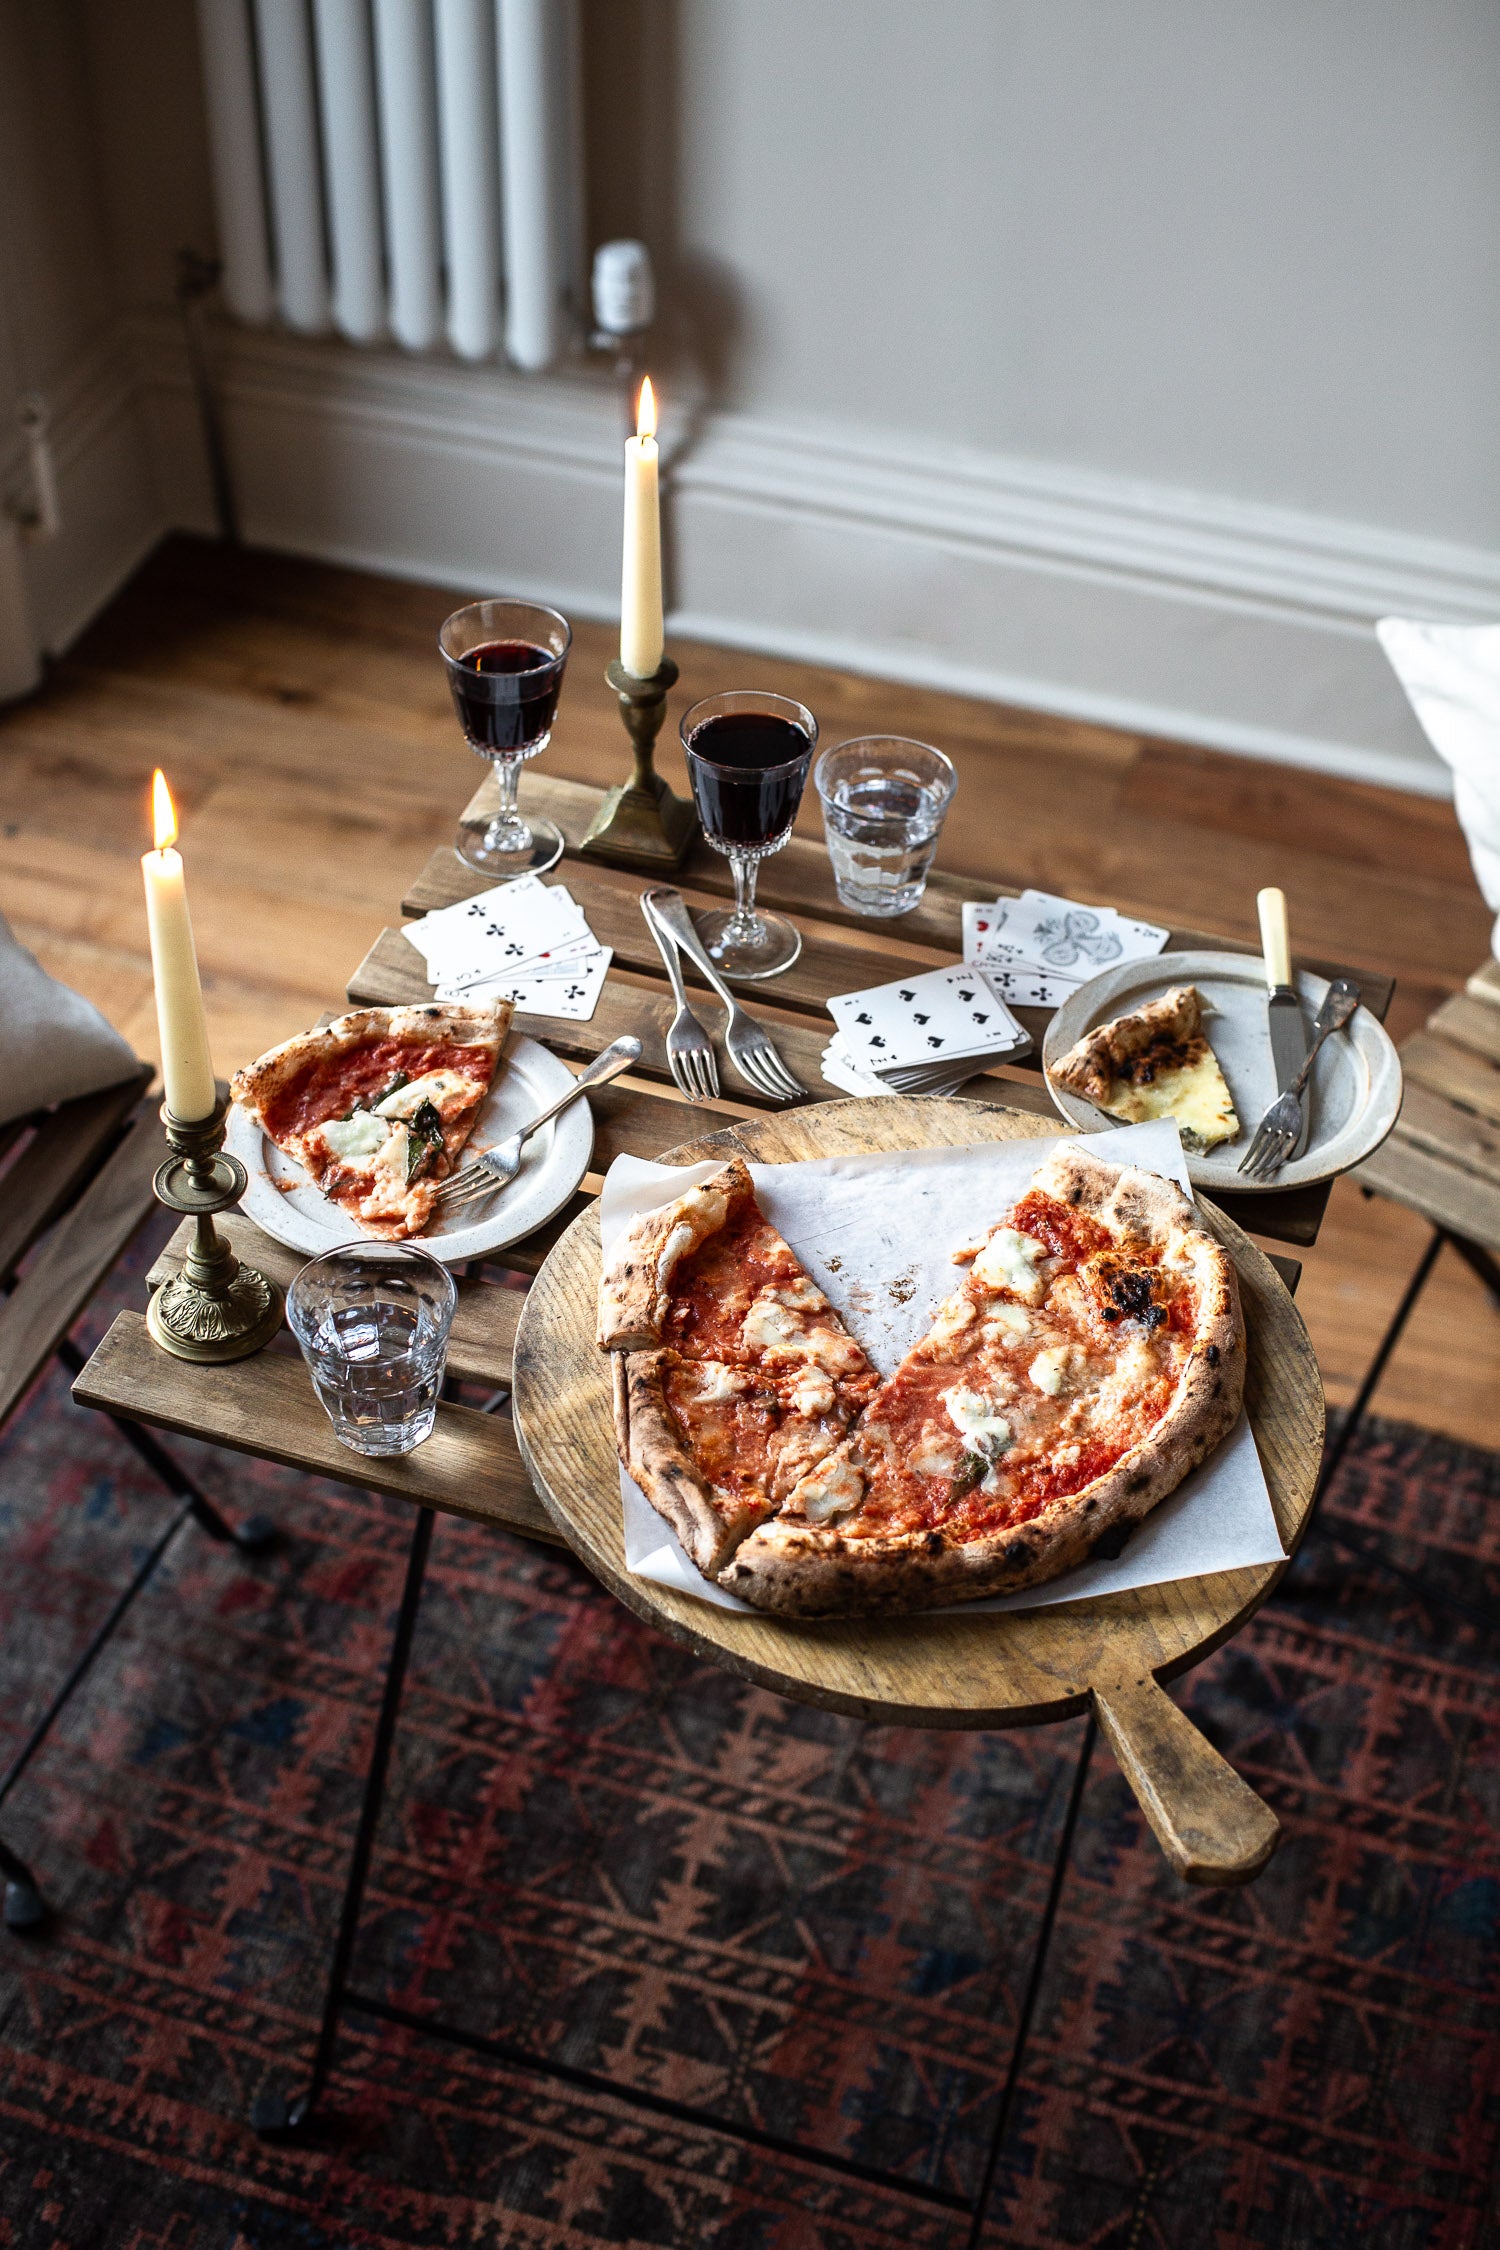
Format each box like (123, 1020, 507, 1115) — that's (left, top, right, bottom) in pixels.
(1255, 886, 1310, 1154)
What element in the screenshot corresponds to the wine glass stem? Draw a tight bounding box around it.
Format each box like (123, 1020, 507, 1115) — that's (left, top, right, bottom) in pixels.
(488, 755, 531, 845)
(726, 851, 761, 941)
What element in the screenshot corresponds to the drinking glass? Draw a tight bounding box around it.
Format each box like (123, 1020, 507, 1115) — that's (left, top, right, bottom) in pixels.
(680, 690, 817, 978)
(440, 597, 572, 880)
(287, 1243, 457, 1457)
(814, 736, 957, 917)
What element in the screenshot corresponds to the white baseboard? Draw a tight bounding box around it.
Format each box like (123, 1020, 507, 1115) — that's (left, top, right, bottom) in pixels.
(87, 315, 1500, 795)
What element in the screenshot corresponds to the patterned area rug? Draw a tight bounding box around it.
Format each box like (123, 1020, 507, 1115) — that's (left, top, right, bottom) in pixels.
(0, 1233, 1495, 2249)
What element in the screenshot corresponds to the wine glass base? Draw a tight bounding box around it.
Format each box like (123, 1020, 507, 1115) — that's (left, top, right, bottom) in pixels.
(696, 907, 803, 980)
(456, 815, 565, 880)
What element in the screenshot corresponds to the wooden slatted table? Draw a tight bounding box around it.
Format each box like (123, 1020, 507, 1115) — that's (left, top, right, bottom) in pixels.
(69, 762, 1389, 2146)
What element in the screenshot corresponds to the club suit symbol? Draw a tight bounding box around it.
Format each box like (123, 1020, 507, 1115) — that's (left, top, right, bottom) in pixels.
(1033, 909, 1123, 971)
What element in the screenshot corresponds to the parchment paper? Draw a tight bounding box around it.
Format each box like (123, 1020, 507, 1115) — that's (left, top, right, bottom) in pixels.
(598, 1120, 1285, 1615)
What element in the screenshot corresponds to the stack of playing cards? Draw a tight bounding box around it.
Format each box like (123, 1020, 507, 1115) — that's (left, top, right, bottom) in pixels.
(962, 889, 1169, 1007)
(404, 875, 612, 1021)
(822, 965, 1030, 1097)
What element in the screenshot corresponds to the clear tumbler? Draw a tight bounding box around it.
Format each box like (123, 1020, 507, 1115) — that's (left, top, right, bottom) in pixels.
(814, 736, 957, 917)
(287, 1243, 457, 1457)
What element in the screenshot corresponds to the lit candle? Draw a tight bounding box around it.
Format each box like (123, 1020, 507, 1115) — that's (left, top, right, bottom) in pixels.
(620, 374, 663, 678)
(141, 769, 217, 1120)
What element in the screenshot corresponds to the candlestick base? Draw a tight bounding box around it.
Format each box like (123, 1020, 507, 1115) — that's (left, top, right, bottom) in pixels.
(145, 1094, 285, 1363)
(578, 657, 698, 872)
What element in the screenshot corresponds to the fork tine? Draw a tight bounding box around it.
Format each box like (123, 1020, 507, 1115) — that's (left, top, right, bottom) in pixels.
(765, 1054, 803, 1097)
(692, 1052, 716, 1102)
(1249, 1130, 1290, 1181)
(1237, 1129, 1270, 1177)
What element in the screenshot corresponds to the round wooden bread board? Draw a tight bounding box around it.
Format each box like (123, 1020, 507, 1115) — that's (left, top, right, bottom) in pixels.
(512, 1099, 1325, 1885)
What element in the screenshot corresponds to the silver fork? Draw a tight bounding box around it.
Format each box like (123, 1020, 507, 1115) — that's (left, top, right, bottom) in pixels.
(640, 894, 720, 1101)
(644, 888, 805, 1103)
(1238, 981, 1359, 1180)
(435, 1036, 642, 1214)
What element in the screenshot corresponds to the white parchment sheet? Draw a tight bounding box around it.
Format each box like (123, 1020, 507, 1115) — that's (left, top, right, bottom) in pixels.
(597, 1119, 1285, 1616)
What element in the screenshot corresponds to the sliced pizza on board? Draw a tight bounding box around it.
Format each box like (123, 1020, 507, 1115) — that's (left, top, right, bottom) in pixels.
(601, 1146, 1244, 1617)
(598, 1156, 881, 1574)
(1048, 985, 1239, 1152)
(231, 1001, 511, 1240)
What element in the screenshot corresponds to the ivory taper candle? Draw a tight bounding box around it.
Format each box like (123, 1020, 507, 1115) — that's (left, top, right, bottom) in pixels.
(620, 375, 663, 678)
(141, 769, 217, 1120)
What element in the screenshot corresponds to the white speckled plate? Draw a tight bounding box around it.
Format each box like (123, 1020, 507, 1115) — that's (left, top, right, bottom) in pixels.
(225, 1032, 594, 1263)
(1042, 950, 1402, 1194)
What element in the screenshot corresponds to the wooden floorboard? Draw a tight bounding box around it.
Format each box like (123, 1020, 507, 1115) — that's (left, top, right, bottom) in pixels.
(4, 534, 1495, 1451)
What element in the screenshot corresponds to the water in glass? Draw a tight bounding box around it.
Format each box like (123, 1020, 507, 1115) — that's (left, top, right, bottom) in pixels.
(815, 737, 957, 918)
(303, 1300, 444, 1456)
(288, 1243, 456, 1458)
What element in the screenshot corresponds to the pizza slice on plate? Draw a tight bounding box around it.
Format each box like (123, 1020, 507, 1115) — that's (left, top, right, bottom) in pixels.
(598, 1155, 880, 1573)
(231, 1001, 511, 1239)
(1049, 985, 1239, 1153)
(719, 1147, 1243, 1616)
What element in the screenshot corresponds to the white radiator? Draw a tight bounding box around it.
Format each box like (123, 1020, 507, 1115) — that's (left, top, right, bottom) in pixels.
(196, 0, 583, 371)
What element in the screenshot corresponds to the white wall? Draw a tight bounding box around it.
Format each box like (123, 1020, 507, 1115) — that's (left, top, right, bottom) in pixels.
(9, 0, 1500, 791)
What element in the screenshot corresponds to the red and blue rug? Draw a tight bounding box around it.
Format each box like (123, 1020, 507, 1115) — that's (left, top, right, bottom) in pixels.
(0, 1229, 1494, 2248)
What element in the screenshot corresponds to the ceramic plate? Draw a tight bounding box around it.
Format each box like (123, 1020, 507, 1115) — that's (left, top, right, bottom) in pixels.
(1041, 950, 1402, 1193)
(226, 1032, 594, 1263)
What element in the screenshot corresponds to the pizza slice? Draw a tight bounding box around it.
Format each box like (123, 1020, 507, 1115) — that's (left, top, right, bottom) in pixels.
(1048, 985, 1239, 1152)
(718, 1146, 1244, 1617)
(231, 1001, 511, 1239)
(599, 1156, 881, 1574)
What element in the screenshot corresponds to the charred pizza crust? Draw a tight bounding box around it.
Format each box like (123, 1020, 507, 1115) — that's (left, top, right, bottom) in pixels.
(597, 1157, 752, 1350)
(231, 1001, 511, 1238)
(1048, 985, 1239, 1152)
(719, 1147, 1244, 1618)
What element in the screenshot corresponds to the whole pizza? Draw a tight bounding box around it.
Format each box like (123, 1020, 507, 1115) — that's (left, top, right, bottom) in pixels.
(599, 1144, 1244, 1617)
(231, 1001, 511, 1239)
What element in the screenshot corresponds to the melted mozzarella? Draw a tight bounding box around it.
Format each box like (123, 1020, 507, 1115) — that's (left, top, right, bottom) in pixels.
(769, 1274, 827, 1313)
(741, 1292, 862, 1373)
(910, 1432, 960, 1481)
(926, 1296, 976, 1348)
(316, 1111, 391, 1166)
(942, 1387, 1013, 1455)
(1029, 1344, 1072, 1397)
(791, 1452, 865, 1523)
(688, 1364, 748, 1405)
(983, 1300, 1033, 1341)
(375, 1068, 473, 1119)
(971, 1228, 1046, 1302)
(787, 1369, 836, 1417)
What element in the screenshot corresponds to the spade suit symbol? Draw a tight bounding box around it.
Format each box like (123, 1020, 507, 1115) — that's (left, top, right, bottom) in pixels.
(899, 988, 915, 1000)
(927, 1035, 945, 1048)
(914, 1012, 929, 1024)
(855, 1011, 872, 1025)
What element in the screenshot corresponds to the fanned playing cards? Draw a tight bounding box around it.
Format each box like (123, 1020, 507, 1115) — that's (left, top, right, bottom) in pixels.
(404, 876, 611, 1021)
(823, 964, 1029, 1096)
(962, 889, 1168, 1005)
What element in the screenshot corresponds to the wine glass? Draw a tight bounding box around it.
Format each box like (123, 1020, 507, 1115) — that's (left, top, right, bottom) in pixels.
(680, 690, 817, 978)
(440, 598, 571, 879)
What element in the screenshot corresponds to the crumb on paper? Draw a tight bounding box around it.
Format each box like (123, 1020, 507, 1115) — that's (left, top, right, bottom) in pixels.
(887, 1267, 918, 1306)
(824, 1253, 843, 1273)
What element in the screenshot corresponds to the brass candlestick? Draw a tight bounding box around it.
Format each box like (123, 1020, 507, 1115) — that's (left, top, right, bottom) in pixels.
(145, 1091, 284, 1362)
(578, 656, 698, 872)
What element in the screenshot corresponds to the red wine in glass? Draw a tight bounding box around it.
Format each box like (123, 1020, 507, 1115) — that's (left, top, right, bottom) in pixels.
(686, 710, 813, 847)
(679, 690, 818, 979)
(447, 639, 563, 754)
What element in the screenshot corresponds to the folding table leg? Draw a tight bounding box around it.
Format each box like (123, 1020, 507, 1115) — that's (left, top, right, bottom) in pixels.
(0, 1833, 45, 1932)
(253, 1504, 436, 2137)
(55, 1336, 276, 1552)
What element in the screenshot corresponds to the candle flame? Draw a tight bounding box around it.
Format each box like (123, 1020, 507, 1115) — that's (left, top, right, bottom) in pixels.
(637, 376, 656, 441)
(151, 769, 178, 853)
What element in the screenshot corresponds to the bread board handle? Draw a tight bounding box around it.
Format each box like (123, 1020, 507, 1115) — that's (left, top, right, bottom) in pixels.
(1092, 1673, 1279, 1888)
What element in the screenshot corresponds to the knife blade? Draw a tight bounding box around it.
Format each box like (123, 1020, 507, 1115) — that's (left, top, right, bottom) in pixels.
(1256, 886, 1310, 1154)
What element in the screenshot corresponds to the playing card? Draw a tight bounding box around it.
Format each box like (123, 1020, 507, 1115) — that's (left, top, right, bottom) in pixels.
(434, 944, 612, 1021)
(964, 894, 1167, 988)
(447, 932, 597, 989)
(827, 965, 1025, 1072)
(1018, 890, 1168, 963)
(819, 1040, 894, 1098)
(407, 878, 588, 978)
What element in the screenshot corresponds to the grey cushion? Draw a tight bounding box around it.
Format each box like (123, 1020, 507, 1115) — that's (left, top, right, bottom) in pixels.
(1, 910, 141, 1126)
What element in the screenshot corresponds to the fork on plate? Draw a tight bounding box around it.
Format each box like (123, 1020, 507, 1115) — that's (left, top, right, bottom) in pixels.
(1237, 981, 1359, 1180)
(434, 1036, 641, 1217)
(642, 889, 804, 1104)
